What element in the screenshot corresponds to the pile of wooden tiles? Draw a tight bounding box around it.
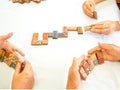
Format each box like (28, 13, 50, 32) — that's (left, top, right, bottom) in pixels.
(31, 25, 93, 46)
(79, 50, 104, 80)
(0, 49, 23, 69)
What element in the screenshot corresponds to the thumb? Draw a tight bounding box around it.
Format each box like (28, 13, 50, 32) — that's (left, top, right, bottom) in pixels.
(1, 32, 13, 41)
(14, 63, 21, 75)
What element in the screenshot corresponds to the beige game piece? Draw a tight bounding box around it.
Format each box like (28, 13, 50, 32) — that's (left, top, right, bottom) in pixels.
(93, 11, 97, 19)
(31, 33, 42, 45)
(77, 27, 83, 34)
(42, 40, 48, 45)
(12, 0, 16, 3)
(66, 27, 78, 31)
(79, 66, 88, 80)
(95, 50, 104, 64)
(84, 25, 93, 31)
(32, 0, 42, 3)
(87, 53, 97, 70)
(63, 27, 68, 37)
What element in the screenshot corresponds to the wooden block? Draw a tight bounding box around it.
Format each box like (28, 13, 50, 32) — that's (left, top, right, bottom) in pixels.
(95, 50, 104, 64)
(31, 33, 42, 45)
(58, 33, 68, 38)
(62, 27, 68, 37)
(12, 0, 17, 3)
(84, 25, 93, 31)
(32, 0, 41, 3)
(87, 53, 97, 70)
(43, 33, 48, 40)
(18, 0, 24, 4)
(41, 40, 48, 45)
(82, 60, 91, 75)
(24, 0, 30, 3)
(77, 27, 83, 34)
(93, 11, 97, 19)
(66, 27, 78, 31)
(93, 60, 98, 66)
(79, 66, 87, 80)
(53, 31, 58, 39)
(48, 33, 53, 38)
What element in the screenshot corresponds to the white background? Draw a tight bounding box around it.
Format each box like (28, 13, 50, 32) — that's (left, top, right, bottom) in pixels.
(0, 0, 120, 89)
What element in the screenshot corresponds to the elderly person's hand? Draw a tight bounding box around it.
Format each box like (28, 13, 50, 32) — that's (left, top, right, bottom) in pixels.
(0, 32, 24, 56)
(82, 0, 95, 17)
(12, 60, 34, 89)
(66, 55, 85, 89)
(91, 20, 120, 34)
(88, 43, 120, 61)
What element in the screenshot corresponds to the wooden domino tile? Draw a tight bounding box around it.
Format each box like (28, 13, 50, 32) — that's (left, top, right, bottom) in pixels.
(66, 27, 78, 31)
(82, 60, 91, 75)
(77, 27, 83, 34)
(31, 33, 42, 45)
(84, 25, 93, 31)
(58, 33, 67, 38)
(53, 31, 58, 39)
(43, 33, 48, 40)
(93, 11, 97, 19)
(41, 40, 48, 45)
(48, 33, 53, 38)
(95, 50, 104, 64)
(62, 27, 68, 37)
(79, 66, 87, 80)
(87, 53, 97, 70)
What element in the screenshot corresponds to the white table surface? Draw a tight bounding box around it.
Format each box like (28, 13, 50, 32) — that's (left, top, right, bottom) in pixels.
(0, 0, 120, 89)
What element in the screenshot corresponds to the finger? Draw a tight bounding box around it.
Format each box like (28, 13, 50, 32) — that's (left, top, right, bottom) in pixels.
(14, 63, 21, 75)
(83, 2, 93, 17)
(23, 60, 32, 72)
(88, 46, 100, 55)
(1, 32, 13, 41)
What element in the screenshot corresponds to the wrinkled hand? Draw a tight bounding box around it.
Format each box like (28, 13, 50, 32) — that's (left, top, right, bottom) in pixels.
(0, 32, 24, 56)
(66, 55, 85, 89)
(88, 43, 120, 61)
(82, 0, 95, 17)
(91, 20, 120, 34)
(12, 60, 34, 89)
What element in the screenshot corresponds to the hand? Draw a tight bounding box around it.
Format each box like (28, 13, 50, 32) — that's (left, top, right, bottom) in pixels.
(88, 43, 120, 61)
(82, 0, 95, 17)
(91, 20, 120, 34)
(12, 60, 34, 89)
(66, 55, 85, 89)
(0, 32, 24, 56)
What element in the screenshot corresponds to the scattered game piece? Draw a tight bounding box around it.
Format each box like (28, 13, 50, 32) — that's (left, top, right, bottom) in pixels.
(84, 25, 93, 31)
(81, 60, 91, 75)
(79, 66, 88, 80)
(95, 50, 104, 64)
(66, 27, 78, 31)
(93, 11, 97, 19)
(43, 33, 48, 40)
(87, 53, 97, 70)
(77, 27, 83, 34)
(41, 40, 48, 45)
(53, 31, 58, 39)
(62, 27, 68, 37)
(48, 33, 53, 38)
(31, 33, 42, 45)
